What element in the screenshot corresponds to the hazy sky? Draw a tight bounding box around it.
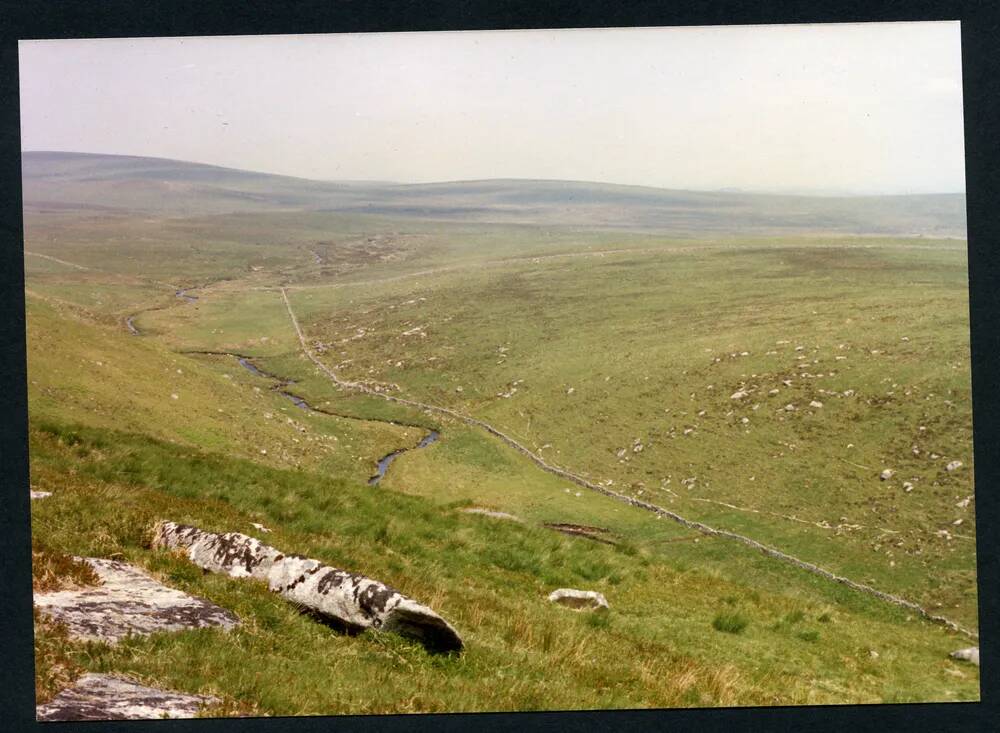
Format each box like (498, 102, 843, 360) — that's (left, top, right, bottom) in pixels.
(19, 22, 965, 194)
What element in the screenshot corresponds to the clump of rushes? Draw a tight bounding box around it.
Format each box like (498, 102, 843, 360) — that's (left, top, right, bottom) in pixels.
(783, 610, 805, 625)
(584, 609, 612, 630)
(712, 611, 749, 634)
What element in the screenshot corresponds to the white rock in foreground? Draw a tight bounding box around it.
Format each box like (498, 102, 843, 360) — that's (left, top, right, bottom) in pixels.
(33, 558, 239, 644)
(547, 588, 610, 611)
(950, 647, 980, 666)
(153, 522, 282, 580)
(946, 460, 964, 472)
(30, 490, 52, 500)
(36, 673, 219, 721)
(152, 521, 462, 653)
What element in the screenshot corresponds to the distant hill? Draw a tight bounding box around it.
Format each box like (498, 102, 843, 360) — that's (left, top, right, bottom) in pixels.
(21, 151, 967, 237)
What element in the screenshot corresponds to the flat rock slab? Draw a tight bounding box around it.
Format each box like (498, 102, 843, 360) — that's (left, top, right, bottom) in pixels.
(36, 673, 219, 721)
(543, 522, 616, 545)
(548, 588, 610, 611)
(460, 508, 522, 522)
(34, 557, 239, 643)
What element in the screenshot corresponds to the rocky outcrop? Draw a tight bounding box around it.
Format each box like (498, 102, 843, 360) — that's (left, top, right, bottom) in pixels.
(36, 674, 219, 721)
(33, 557, 239, 644)
(547, 588, 610, 611)
(152, 521, 463, 653)
(950, 647, 980, 666)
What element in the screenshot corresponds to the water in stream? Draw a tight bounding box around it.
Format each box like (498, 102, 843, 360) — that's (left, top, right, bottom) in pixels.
(234, 355, 439, 483)
(368, 430, 440, 486)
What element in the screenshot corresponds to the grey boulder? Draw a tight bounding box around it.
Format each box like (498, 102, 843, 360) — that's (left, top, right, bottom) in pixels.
(152, 521, 463, 653)
(36, 673, 219, 721)
(33, 557, 239, 644)
(950, 647, 980, 666)
(547, 588, 610, 611)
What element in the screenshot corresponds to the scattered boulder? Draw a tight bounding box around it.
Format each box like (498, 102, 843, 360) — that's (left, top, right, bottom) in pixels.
(880, 469, 895, 481)
(809, 400, 823, 409)
(730, 390, 749, 400)
(36, 673, 219, 721)
(250, 522, 272, 534)
(547, 588, 609, 611)
(950, 647, 980, 666)
(30, 490, 52, 500)
(152, 521, 462, 653)
(946, 460, 963, 472)
(33, 557, 239, 644)
(902, 482, 914, 493)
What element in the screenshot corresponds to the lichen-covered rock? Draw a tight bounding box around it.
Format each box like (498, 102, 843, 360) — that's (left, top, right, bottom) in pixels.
(950, 647, 980, 666)
(151, 521, 283, 580)
(36, 674, 219, 721)
(33, 558, 239, 643)
(267, 555, 462, 652)
(547, 588, 610, 611)
(153, 522, 463, 653)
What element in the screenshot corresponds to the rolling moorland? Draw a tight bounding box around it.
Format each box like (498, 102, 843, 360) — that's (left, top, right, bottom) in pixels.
(23, 151, 977, 715)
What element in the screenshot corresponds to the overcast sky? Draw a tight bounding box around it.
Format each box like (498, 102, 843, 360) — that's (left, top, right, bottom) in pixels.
(19, 22, 965, 195)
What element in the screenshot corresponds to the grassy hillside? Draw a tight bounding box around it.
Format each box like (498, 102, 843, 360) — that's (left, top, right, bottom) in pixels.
(24, 153, 978, 714)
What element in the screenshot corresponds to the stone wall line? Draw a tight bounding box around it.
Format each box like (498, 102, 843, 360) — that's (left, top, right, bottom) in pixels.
(279, 288, 978, 642)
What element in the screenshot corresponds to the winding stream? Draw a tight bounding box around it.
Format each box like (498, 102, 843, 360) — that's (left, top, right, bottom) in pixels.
(175, 289, 199, 303)
(368, 430, 440, 486)
(232, 355, 438, 484)
(125, 289, 198, 336)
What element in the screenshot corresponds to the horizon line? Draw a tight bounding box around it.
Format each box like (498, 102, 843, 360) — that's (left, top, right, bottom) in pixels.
(21, 149, 968, 199)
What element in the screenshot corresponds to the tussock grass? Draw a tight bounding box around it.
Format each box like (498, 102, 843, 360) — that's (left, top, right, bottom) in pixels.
(32, 539, 100, 592)
(712, 612, 750, 635)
